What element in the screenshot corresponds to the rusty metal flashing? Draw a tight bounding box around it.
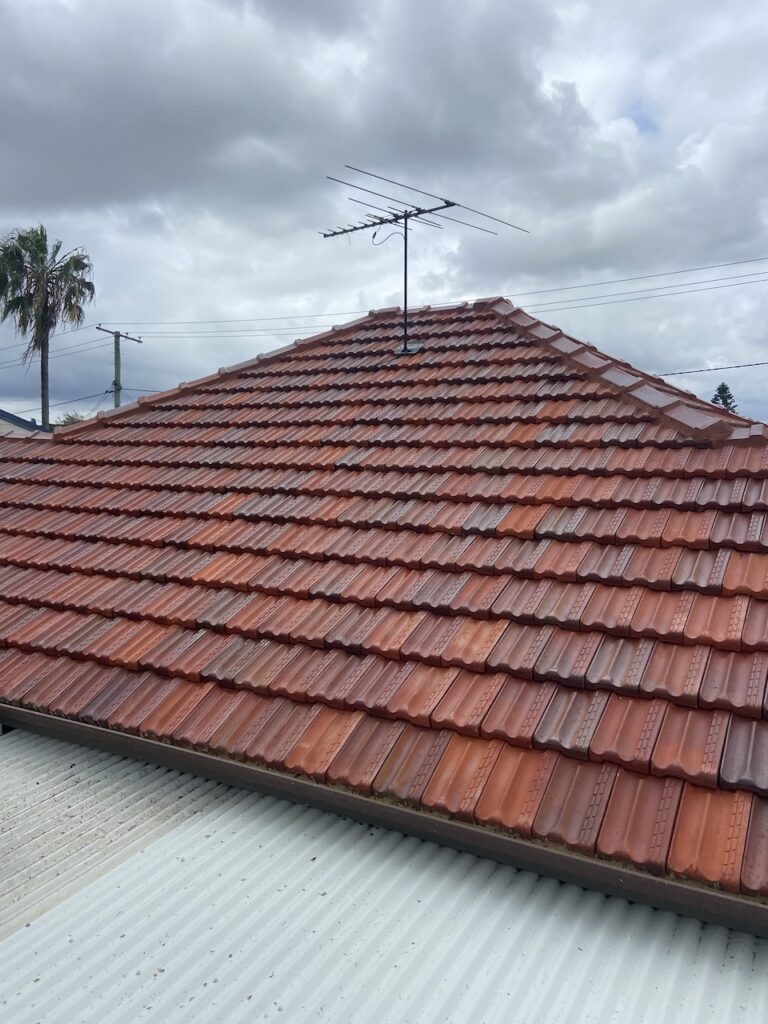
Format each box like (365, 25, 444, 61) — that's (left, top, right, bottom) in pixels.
(2, 703, 766, 938)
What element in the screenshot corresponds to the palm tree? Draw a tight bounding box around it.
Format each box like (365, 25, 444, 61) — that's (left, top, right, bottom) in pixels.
(0, 225, 95, 430)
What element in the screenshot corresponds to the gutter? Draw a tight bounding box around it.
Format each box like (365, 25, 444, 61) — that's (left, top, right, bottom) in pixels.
(2, 704, 767, 939)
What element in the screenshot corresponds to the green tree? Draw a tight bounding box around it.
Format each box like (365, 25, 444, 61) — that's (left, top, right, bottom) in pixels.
(0, 225, 94, 430)
(54, 410, 86, 427)
(711, 382, 738, 413)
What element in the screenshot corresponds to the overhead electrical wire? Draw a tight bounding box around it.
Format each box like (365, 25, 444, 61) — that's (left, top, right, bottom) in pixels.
(527, 275, 768, 314)
(660, 359, 768, 376)
(524, 270, 768, 309)
(89, 272, 768, 339)
(4, 256, 768, 396)
(0, 339, 113, 371)
(0, 331, 114, 356)
(15, 346, 768, 420)
(3, 269, 767, 369)
(15, 390, 112, 416)
(95, 254, 768, 327)
(114, 352, 768, 399)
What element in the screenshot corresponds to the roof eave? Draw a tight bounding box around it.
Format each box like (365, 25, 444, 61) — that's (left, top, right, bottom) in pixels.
(3, 703, 766, 938)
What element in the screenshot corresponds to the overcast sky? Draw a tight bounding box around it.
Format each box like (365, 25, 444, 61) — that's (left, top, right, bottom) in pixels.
(1, 0, 767, 423)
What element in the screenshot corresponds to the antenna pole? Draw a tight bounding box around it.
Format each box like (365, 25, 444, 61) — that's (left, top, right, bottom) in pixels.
(403, 211, 409, 354)
(322, 168, 527, 351)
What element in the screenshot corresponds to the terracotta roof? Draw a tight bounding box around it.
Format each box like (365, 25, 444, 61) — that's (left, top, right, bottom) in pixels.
(1, 297, 767, 908)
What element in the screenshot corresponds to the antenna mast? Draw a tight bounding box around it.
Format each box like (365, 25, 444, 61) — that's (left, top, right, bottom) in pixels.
(321, 167, 528, 355)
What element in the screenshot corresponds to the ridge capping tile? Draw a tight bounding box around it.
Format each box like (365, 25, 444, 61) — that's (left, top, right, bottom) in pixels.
(52, 419, 93, 438)
(368, 305, 401, 316)
(664, 404, 734, 440)
(600, 366, 641, 389)
(95, 400, 141, 419)
(549, 336, 584, 355)
(625, 384, 680, 410)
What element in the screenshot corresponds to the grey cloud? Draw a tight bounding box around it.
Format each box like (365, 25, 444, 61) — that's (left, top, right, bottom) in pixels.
(0, 0, 766, 421)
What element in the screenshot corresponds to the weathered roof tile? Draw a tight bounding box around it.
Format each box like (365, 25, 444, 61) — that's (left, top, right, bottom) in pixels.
(0, 300, 766, 902)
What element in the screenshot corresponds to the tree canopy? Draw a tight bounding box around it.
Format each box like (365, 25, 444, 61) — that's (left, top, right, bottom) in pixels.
(0, 225, 94, 430)
(711, 382, 738, 413)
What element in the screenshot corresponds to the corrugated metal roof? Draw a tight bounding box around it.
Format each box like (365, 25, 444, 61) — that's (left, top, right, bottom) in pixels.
(2, 728, 768, 1024)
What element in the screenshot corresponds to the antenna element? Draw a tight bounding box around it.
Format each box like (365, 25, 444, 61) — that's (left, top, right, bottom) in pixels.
(321, 168, 528, 354)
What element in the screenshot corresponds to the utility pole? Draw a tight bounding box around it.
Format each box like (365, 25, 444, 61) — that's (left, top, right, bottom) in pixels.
(95, 325, 142, 407)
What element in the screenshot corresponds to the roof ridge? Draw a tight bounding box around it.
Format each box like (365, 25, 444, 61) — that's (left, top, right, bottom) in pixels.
(54, 295, 765, 445)
(491, 301, 766, 444)
(0, 429, 52, 444)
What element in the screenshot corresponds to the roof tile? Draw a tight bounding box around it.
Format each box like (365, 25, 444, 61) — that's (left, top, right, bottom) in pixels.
(2, 300, 768, 901)
(326, 716, 406, 794)
(474, 746, 558, 837)
(667, 784, 751, 891)
(282, 706, 364, 781)
(741, 796, 768, 896)
(532, 759, 618, 854)
(533, 688, 609, 758)
(720, 717, 768, 794)
(207, 691, 281, 758)
(597, 770, 683, 873)
(699, 649, 768, 717)
(372, 724, 452, 805)
(421, 734, 504, 821)
(651, 705, 729, 787)
(589, 694, 667, 771)
(430, 669, 507, 735)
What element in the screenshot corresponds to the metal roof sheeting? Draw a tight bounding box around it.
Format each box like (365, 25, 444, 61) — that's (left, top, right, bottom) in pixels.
(2, 729, 768, 1024)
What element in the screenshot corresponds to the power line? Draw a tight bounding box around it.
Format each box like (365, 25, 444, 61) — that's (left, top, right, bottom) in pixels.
(129, 326, 337, 337)
(87, 272, 768, 342)
(511, 255, 768, 297)
(0, 321, 100, 357)
(528, 275, 768, 314)
(0, 333, 106, 356)
(15, 390, 112, 416)
(660, 359, 768, 376)
(0, 339, 113, 371)
(98, 312, 364, 326)
(94, 254, 768, 326)
(524, 270, 768, 309)
(122, 272, 768, 335)
(50, 322, 97, 338)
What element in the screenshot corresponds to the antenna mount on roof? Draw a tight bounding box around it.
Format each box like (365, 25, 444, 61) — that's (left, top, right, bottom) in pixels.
(321, 167, 528, 355)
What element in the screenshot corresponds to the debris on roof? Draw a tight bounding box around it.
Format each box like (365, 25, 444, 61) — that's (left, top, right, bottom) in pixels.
(1, 298, 767, 918)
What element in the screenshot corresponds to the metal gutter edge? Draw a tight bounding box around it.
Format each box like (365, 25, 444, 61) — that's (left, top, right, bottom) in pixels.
(3, 704, 766, 938)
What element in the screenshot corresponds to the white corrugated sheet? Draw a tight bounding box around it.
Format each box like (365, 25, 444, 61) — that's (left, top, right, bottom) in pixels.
(1, 729, 767, 1024)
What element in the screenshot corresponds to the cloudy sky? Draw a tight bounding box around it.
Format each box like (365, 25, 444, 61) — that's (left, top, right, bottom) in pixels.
(1, 0, 767, 422)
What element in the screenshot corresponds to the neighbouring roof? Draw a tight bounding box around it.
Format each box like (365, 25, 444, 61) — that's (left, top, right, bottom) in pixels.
(0, 408, 42, 436)
(3, 728, 767, 1024)
(0, 298, 768, 917)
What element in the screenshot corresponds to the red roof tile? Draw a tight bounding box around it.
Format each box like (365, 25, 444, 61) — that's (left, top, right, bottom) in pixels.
(474, 746, 558, 837)
(2, 298, 768, 904)
(532, 759, 618, 854)
(667, 784, 752, 891)
(421, 733, 504, 821)
(597, 770, 683, 873)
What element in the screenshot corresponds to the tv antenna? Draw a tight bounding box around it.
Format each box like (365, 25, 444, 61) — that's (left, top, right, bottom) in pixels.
(321, 165, 529, 354)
